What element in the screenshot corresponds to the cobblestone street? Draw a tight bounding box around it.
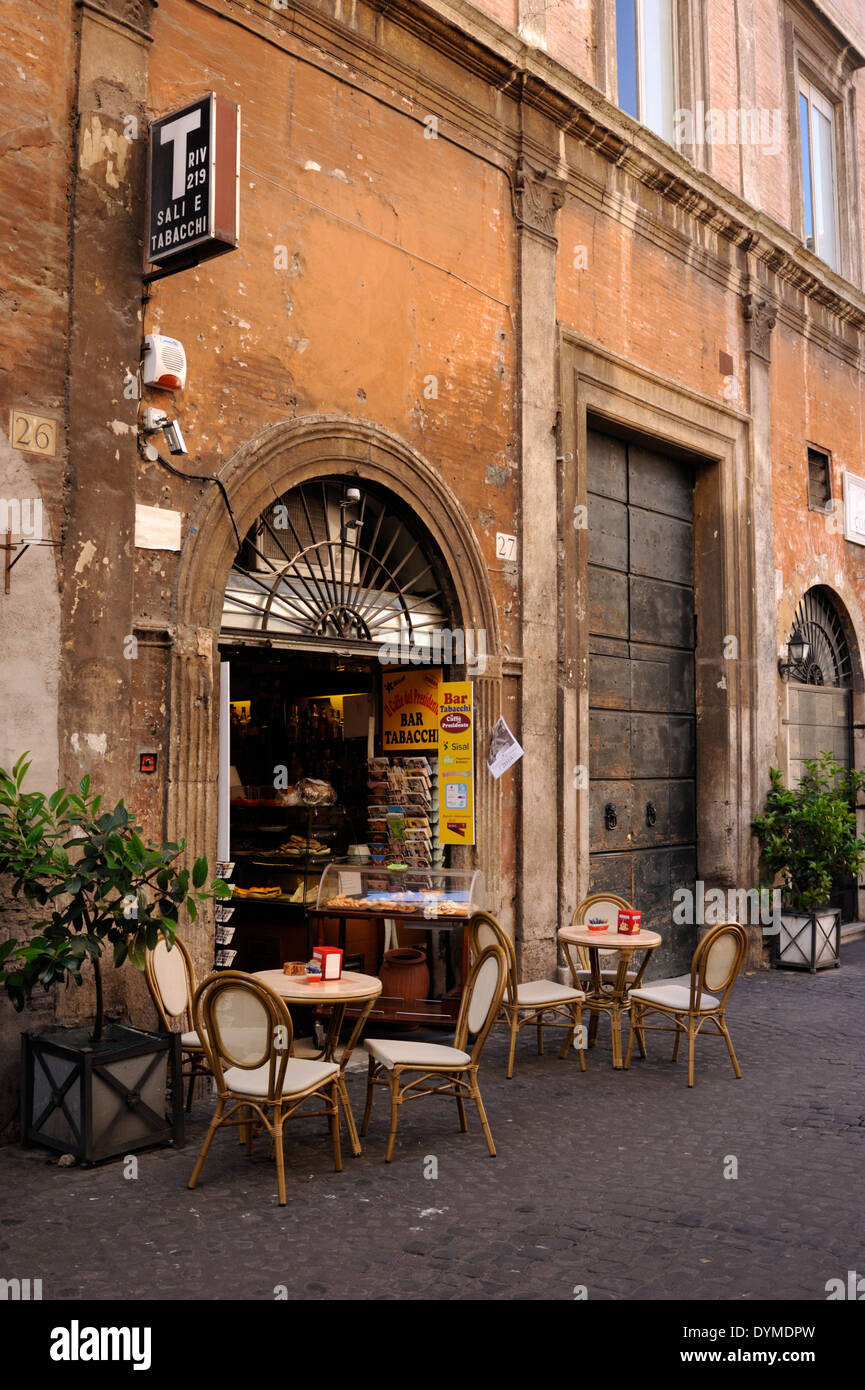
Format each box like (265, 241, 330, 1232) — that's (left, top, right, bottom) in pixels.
(2, 941, 863, 1303)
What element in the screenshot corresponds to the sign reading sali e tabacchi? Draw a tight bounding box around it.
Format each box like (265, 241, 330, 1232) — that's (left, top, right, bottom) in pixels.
(146, 94, 239, 271)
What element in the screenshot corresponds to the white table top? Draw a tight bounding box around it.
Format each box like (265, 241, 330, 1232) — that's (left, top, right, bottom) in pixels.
(254, 968, 383, 1002)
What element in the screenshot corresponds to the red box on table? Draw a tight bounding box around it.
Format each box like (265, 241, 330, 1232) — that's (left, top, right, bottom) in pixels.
(312, 945, 343, 981)
(617, 909, 642, 935)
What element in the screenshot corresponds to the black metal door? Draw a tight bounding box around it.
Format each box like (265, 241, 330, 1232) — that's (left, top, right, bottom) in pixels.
(587, 431, 696, 975)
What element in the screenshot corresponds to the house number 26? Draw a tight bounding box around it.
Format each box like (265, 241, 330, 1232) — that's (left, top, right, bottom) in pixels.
(10, 410, 57, 458)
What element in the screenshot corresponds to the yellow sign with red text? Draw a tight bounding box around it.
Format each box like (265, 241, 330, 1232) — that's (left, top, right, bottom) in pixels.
(438, 681, 474, 845)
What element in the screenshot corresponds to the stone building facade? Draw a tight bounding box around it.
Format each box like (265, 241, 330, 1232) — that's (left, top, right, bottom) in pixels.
(2, 0, 865, 1135)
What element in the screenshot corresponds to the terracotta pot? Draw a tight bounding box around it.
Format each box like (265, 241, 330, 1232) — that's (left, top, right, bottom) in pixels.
(378, 947, 430, 1011)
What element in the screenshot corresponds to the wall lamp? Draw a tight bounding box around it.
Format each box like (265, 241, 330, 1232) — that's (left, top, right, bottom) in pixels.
(778, 629, 811, 681)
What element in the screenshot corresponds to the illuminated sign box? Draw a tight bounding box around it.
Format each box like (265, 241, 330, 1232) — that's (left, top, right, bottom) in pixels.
(146, 93, 239, 272)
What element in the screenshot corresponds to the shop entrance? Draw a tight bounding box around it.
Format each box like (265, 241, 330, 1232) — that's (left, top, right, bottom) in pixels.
(586, 429, 697, 975)
(222, 645, 378, 973)
(215, 473, 468, 1015)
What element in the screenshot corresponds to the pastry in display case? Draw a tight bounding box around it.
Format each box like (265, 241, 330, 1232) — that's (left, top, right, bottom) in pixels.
(316, 861, 485, 921)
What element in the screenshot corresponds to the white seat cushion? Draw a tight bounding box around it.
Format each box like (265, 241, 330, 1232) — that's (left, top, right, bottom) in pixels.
(629, 984, 719, 1011)
(516, 979, 584, 1005)
(223, 1057, 338, 1097)
(181, 1029, 206, 1049)
(365, 1039, 471, 1071)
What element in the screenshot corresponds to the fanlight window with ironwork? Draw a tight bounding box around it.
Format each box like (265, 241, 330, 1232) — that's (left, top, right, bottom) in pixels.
(785, 587, 852, 687)
(222, 479, 451, 648)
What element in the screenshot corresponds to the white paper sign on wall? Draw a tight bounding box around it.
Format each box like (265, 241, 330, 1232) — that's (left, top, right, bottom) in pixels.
(843, 471, 865, 546)
(135, 504, 182, 551)
(495, 532, 517, 562)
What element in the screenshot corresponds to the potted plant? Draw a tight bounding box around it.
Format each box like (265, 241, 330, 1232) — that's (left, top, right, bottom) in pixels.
(751, 752, 865, 972)
(0, 754, 229, 1162)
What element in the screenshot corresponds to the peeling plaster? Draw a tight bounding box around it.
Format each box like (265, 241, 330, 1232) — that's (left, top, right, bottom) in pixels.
(70, 732, 108, 757)
(79, 115, 131, 190)
(74, 540, 97, 574)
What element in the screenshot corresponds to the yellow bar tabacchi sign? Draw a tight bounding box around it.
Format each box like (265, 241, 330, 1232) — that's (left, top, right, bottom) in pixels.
(381, 669, 441, 750)
(438, 681, 474, 845)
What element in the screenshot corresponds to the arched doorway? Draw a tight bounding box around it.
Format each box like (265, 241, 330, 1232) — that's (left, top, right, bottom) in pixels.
(784, 585, 857, 921)
(219, 474, 463, 975)
(166, 417, 502, 977)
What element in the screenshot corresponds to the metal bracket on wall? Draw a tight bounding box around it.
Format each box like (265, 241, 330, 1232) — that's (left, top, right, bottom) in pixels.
(2, 531, 61, 595)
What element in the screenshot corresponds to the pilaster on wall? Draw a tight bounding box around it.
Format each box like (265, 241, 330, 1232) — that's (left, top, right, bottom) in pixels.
(742, 284, 778, 965)
(517, 0, 547, 50)
(59, 0, 155, 1022)
(515, 157, 565, 979)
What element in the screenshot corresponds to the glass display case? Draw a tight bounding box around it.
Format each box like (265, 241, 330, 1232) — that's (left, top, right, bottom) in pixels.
(316, 860, 485, 921)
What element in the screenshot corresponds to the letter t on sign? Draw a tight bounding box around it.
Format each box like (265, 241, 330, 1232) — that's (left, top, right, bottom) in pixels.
(161, 109, 202, 198)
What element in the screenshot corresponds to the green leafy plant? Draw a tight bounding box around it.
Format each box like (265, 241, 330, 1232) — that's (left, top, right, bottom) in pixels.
(0, 754, 229, 1041)
(751, 752, 865, 913)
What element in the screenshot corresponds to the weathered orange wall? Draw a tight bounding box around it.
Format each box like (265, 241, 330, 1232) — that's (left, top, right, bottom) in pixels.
(0, 0, 75, 518)
(142, 1, 518, 656)
(555, 192, 746, 410)
(771, 331, 865, 594)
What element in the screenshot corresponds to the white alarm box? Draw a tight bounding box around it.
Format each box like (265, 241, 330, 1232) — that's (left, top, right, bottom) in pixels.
(142, 334, 187, 391)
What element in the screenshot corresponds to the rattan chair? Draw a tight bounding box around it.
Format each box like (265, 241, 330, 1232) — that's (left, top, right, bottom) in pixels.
(188, 971, 342, 1205)
(468, 911, 586, 1078)
(361, 942, 507, 1162)
(624, 921, 748, 1087)
(566, 893, 639, 989)
(145, 932, 209, 1112)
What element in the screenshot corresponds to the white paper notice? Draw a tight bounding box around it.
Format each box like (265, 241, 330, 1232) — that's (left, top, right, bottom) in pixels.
(487, 716, 524, 780)
(134, 503, 182, 551)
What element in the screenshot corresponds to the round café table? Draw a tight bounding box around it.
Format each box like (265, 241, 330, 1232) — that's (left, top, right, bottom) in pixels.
(557, 925, 661, 1069)
(255, 969, 382, 1156)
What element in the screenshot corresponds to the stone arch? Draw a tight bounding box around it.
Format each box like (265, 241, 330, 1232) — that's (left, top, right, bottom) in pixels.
(166, 416, 503, 969)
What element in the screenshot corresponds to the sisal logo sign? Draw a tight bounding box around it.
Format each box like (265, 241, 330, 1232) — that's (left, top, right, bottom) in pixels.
(146, 93, 240, 271)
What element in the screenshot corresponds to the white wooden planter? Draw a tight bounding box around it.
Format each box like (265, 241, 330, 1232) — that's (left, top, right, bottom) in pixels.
(775, 909, 841, 972)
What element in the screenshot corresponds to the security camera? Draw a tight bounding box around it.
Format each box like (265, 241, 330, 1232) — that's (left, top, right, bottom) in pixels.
(162, 419, 187, 456)
(140, 407, 187, 456)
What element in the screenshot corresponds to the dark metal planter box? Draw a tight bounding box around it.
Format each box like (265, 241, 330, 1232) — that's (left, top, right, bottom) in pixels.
(21, 1023, 183, 1164)
(774, 909, 841, 972)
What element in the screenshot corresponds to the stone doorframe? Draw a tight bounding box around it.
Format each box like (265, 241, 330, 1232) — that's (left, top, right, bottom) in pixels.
(166, 414, 502, 975)
(559, 335, 770, 964)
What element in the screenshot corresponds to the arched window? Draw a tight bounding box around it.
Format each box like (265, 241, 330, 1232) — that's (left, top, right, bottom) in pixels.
(222, 477, 453, 650)
(785, 586, 852, 687)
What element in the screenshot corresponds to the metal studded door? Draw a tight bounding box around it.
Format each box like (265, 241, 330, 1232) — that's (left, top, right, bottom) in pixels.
(587, 431, 697, 975)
